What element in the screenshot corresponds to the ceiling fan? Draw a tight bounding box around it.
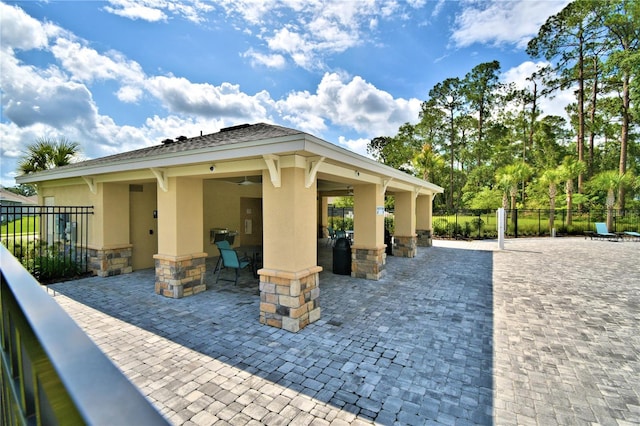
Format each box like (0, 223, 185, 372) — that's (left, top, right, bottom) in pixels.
(237, 176, 256, 185)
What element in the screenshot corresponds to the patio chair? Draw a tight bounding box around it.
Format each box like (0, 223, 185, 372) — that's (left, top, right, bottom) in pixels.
(623, 231, 640, 241)
(326, 226, 336, 246)
(594, 222, 619, 241)
(216, 247, 253, 285)
(214, 240, 231, 273)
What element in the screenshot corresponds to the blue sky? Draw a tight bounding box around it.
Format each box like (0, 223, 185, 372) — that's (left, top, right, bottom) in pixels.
(1, 0, 571, 187)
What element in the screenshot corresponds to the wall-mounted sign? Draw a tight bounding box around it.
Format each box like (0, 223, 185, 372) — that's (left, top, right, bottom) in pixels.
(376, 206, 385, 216)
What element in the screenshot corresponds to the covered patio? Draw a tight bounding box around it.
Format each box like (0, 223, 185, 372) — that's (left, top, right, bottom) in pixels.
(48, 237, 640, 425)
(17, 123, 442, 332)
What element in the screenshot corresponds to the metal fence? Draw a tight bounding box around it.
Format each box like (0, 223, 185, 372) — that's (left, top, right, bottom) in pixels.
(432, 209, 640, 239)
(1, 244, 169, 425)
(0, 205, 93, 282)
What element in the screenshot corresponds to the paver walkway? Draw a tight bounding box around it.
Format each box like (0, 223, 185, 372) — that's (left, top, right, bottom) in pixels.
(50, 238, 639, 425)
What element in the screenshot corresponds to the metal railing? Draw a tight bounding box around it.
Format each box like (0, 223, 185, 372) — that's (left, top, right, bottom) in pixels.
(432, 209, 640, 239)
(1, 244, 169, 425)
(0, 205, 93, 282)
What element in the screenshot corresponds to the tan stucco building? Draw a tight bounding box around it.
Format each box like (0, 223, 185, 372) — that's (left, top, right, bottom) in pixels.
(17, 123, 443, 332)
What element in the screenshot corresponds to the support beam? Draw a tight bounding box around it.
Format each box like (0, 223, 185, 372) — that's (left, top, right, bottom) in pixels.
(305, 156, 325, 188)
(263, 154, 281, 188)
(82, 176, 97, 194)
(150, 168, 169, 192)
(382, 178, 393, 195)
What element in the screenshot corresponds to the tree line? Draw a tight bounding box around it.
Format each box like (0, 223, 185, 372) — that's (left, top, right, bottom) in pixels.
(368, 0, 639, 221)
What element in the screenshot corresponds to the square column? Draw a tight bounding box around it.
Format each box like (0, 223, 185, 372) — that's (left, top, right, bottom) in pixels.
(88, 183, 133, 277)
(352, 183, 386, 280)
(394, 191, 417, 257)
(259, 165, 322, 332)
(153, 177, 207, 298)
(416, 194, 434, 247)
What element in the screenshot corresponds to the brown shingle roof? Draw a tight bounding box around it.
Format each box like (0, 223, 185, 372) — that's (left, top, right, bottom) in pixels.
(32, 122, 304, 173)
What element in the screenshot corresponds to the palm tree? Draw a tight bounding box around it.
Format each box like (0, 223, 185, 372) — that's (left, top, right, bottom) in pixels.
(412, 143, 445, 182)
(18, 137, 80, 175)
(559, 157, 587, 226)
(496, 162, 532, 221)
(540, 168, 562, 234)
(589, 171, 632, 231)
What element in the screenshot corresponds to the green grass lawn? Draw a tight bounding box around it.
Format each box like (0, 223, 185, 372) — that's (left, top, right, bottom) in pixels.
(1, 216, 40, 235)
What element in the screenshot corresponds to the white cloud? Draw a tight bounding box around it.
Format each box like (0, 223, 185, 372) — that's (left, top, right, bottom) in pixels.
(50, 38, 145, 84)
(452, 0, 570, 49)
(0, 3, 49, 51)
(144, 76, 271, 120)
(212, 0, 422, 70)
(0, 52, 99, 128)
(502, 61, 574, 119)
(116, 85, 144, 103)
(277, 72, 421, 137)
(242, 49, 286, 69)
(337, 136, 372, 158)
(103, 0, 213, 23)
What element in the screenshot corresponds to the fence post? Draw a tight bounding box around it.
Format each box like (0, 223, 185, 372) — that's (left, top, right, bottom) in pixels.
(514, 209, 518, 238)
(538, 210, 541, 236)
(497, 208, 505, 249)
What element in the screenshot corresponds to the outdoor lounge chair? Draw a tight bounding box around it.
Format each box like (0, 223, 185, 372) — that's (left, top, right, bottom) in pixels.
(623, 231, 640, 241)
(593, 222, 619, 241)
(216, 247, 253, 285)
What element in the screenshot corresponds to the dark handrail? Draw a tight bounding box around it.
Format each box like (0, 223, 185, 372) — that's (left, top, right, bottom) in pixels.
(1, 244, 168, 425)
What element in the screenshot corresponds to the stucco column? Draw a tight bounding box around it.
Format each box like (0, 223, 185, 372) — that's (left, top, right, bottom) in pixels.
(416, 194, 433, 247)
(259, 165, 322, 332)
(352, 183, 386, 280)
(153, 177, 207, 298)
(394, 191, 417, 257)
(88, 183, 133, 277)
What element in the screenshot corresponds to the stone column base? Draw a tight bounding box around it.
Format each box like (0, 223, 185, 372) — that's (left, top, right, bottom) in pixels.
(394, 235, 417, 257)
(154, 253, 208, 298)
(351, 245, 386, 280)
(416, 229, 432, 247)
(88, 244, 133, 277)
(259, 266, 323, 333)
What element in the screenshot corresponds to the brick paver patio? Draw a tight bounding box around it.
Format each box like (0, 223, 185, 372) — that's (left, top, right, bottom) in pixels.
(50, 237, 639, 425)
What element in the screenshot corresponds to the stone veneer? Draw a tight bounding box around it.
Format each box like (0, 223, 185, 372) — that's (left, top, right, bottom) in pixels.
(88, 245, 133, 277)
(259, 266, 322, 332)
(416, 229, 433, 247)
(351, 245, 386, 280)
(393, 235, 417, 258)
(154, 253, 207, 298)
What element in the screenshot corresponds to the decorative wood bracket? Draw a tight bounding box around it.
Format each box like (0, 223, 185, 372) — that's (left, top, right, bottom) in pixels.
(305, 156, 325, 188)
(150, 168, 169, 192)
(263, 155, 281, 188)
(82, 176, 97, 194)
(415, 186, 422, 200)
(382, 178, 393, 195)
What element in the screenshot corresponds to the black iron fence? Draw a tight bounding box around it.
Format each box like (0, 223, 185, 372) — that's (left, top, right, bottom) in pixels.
(433, 209, 640, 239)
(327, 206, 354, 231)
(1, 244, 169, 425)
(0, 205, 93, 282)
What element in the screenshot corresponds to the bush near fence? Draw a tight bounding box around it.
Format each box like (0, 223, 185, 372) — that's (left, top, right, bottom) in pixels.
(0, 205, 93, 283)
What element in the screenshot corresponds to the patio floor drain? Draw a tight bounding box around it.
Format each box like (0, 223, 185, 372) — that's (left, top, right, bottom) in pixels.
(328, 320, 342, 327)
